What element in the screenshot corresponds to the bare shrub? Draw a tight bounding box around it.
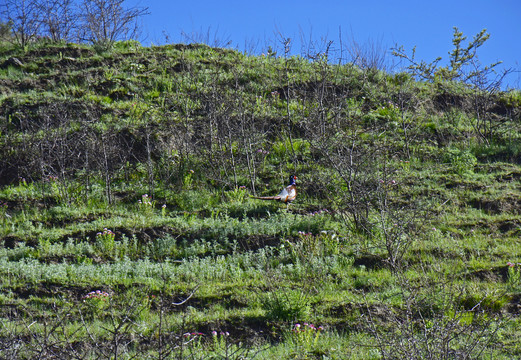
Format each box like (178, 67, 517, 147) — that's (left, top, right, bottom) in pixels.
(78, 0, 149, 49)
(345, 33, 389, 71)
(1, 0, 41, 47)
(37, 0, 77, 42)
(366, 276, 505, 359)
(180, 25, 233, 48)
(295, 44, 425, 270)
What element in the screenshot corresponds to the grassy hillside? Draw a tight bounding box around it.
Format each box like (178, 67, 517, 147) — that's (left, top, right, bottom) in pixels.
(1, 38, 521, 359)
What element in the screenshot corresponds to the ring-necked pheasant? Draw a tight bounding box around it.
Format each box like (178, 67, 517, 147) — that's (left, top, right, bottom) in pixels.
(251, 175, 297, 203)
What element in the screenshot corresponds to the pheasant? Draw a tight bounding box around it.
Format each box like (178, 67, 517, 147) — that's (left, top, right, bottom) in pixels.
(251, 175, 297, 203)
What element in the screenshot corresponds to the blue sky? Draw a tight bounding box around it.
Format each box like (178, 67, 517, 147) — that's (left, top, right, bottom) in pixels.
(132, 0, 520, 87)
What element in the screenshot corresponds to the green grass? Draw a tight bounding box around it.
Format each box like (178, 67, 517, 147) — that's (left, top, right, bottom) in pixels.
(0, 38, 521, 358)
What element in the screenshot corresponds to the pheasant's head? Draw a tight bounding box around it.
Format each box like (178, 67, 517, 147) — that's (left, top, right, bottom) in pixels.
(289, 175, 297, 185)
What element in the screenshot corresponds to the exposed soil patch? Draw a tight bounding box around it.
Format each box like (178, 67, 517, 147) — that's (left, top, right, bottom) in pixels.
(231, 234, 280, 251)
(506, 294, 521, 315)
(3, 235, 23, 249)
(469, 196, 521, 215)
(444, 180, 486, 191)
(465, 266, 509, 282)
(433, 91, 467, 111)
(458, 218, 521, 236)
(25, 47, 95, 59)
(55, 225, 179, 246)
(39, 213, 99, 229)
(7, 281, 101, 301)
(329, 302, 393, 331)
(353, 254, 386, 270)
(195, 315, 273, 343)
(155, 292, 250, 314)
(497, 219, 521, 234)
(496, 171, 521, 182)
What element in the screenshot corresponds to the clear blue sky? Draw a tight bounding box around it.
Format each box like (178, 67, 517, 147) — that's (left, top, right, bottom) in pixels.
(131, 0, 520, 87)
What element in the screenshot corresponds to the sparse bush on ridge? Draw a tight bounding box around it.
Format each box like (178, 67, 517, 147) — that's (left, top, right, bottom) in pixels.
(0, 0, 149, 49)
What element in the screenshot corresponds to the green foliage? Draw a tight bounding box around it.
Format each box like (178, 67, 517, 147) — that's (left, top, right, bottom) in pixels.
(137, 193, 155, 214)
(114, 40, 141, 51)
(81, 289, 112, 315)
(286, 322, 325, 356)
(507, 262, 521, 292)
(283, 231, 341, 264)
(501, 90, 521, 108)
(271, 138, 311, 160)
(96, 228, 116, 256)
(225, 186, 247, 203)
(261, 288, 310, 322)
(443, 147, 478, 175)
(392, 27, 501, 84)
(173, 189, 219, 212)
(440, 28, 496, 82)
(472, 142, 521, 162)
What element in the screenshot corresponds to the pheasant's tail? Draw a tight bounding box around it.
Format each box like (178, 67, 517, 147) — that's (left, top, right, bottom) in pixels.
(250, 195, 281, 200)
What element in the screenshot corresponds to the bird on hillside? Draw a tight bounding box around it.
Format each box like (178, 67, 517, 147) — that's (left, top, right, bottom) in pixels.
(251, 175, 297, 203)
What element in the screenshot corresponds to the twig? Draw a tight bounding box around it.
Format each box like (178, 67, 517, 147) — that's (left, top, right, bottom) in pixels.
(173, 284, 200, 306)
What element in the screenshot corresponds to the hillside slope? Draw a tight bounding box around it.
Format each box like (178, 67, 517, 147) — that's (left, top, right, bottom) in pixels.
(1, 40, 521, 358)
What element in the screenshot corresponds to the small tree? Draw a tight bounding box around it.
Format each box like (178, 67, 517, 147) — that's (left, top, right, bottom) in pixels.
(1, 0, 41, 47)
(37, 0, 76, 42)
(79, 0, 149, 49)
(392, 27, 501, 84)
(345, 34, 389, 71)
(393, 27, 514, 144)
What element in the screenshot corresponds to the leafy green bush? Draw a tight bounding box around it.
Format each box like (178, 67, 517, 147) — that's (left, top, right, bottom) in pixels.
(472, 142, 521, 162)
(443, 147, 477, 175)
(96, 228, 116, 256)
(261, 288, 310, 322)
